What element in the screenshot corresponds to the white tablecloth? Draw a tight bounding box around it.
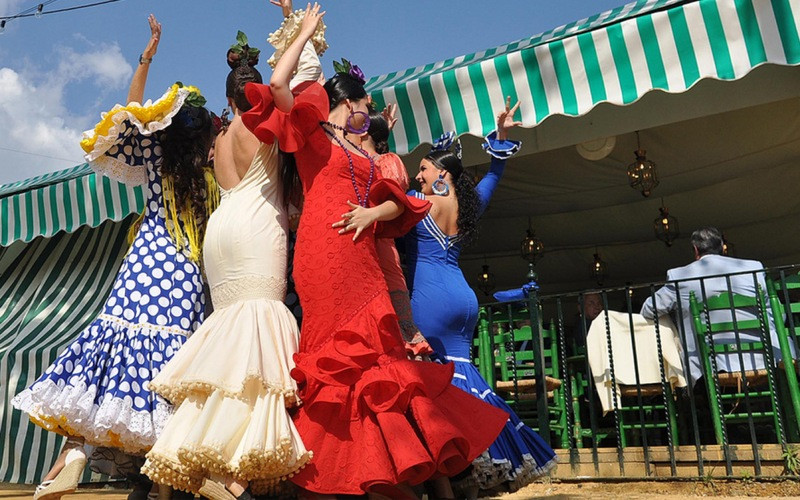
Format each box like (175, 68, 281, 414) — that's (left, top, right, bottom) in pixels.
(586, 311, 687, 414)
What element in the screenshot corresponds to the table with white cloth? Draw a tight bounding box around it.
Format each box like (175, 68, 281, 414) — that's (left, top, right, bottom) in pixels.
(586, 311, 688, 414)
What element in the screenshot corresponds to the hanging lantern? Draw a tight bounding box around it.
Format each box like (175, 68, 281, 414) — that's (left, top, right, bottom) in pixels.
(626, 131, 659, 197)
(520, 219, 544, 283)
(591, 251, 607, 286)
(520, 229, 544, 265)
(477, 264, 496, 296)
(653, 201, 680, 247)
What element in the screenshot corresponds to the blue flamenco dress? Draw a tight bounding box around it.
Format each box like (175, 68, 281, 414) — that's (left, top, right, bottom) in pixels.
(12, 87, 206, 455)
(405, 132, 557, 492)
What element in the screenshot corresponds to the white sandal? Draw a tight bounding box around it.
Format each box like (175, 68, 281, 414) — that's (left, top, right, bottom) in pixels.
(197, 479, 237, 500)
(33, 447, 87, 500)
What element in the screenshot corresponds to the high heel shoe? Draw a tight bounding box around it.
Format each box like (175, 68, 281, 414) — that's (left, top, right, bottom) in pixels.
(198, 478, 254, 500)
(34, 447, 87, 500)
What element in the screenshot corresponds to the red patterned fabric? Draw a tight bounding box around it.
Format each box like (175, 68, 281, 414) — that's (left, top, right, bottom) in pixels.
(376, 152, 410, 191)
(243, 82, 508, 496)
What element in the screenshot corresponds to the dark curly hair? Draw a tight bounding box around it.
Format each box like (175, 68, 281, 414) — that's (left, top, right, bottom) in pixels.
(424, 149, 480, 246)
(157, 104, 215, 229)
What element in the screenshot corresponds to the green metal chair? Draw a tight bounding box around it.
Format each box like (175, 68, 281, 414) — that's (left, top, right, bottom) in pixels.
(590, 317, 679, 449)
(613, 373, 679, 448)
(689, 289, 784, 445)
(766, 275, 800, 442)
(565, 341, 614, 448)
(474, 306, 569, 448)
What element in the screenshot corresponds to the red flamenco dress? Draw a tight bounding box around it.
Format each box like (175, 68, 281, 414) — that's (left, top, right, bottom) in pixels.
(242, 81, 508, 496)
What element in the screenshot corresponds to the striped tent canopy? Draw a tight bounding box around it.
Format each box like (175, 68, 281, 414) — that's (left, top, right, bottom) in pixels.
(0, 164, 144, 247)
(0, 216, 135, 483)
(367, 0, 800, 154)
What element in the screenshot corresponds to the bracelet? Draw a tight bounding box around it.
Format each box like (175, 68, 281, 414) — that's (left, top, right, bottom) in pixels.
(139, 54, 153, 65)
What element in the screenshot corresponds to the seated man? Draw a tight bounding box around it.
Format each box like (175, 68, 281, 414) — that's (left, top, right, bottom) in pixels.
(568, 292, 604, 351)
(640, 226, 782, 385)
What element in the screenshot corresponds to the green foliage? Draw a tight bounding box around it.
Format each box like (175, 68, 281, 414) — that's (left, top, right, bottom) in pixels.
(184, 92, 207, 108)
(333, 58, 352, 75)
(783, 445, 800, 475)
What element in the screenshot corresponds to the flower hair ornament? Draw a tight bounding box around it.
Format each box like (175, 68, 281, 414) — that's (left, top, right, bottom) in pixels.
(431, 131, 463, 160)
(175, 82, 207, 108)
(333, 58, 366, 85)
(173, 82, 208, 131)
(227, 31, 260, 69)
(429, 131, 463, 196)
(330, 59, 370, 135)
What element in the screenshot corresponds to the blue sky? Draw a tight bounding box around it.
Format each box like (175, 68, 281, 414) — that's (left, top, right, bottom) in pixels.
(0, 0, 627, 185)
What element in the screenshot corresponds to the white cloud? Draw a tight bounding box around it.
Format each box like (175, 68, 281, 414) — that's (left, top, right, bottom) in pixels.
(0, 43, 132, 185)
(0, 1, 25, 17)
(55, 45, 132, 89)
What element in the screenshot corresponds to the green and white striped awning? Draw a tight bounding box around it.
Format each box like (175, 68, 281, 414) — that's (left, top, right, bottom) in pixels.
(0, 217, 133, 483)
(0, 164, 144, 247)
(367, 0, 800, 154)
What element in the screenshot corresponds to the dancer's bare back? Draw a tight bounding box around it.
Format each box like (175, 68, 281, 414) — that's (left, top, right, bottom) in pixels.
(214, 116, 260, 191)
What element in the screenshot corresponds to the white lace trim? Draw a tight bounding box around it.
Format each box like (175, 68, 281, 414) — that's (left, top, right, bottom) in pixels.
(12, 378, 172, 454)
(211, 275, 287, 310)
(90, 154, 149, 187)
(470, 450, 557, 492)
(151, 372, 300, 408)
(97, 313, 191, 337)
(82, 88, 189, 182)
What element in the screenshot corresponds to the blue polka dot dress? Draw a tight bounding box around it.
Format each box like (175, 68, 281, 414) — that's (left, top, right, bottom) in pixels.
(12, 87, 206, 454)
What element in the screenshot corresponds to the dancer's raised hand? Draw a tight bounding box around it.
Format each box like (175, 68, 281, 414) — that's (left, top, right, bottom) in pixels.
(128, 14, 161, 104)
(142, 14, 161, 60)
(496, 96, 522, 140)
(299, 2, 325, 39)
(382, 103, 398, 131)
(269, 0, 293, 17)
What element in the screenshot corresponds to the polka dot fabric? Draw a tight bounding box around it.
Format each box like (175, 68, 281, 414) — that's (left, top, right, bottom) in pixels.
(12, 119, 205, 454)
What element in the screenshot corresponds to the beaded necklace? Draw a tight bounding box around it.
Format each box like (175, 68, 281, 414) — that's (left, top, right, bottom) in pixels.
(320, 121, 375, 208)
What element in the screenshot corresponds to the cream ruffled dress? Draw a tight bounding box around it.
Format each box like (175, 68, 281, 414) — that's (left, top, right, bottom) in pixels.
(141, 141, 311, 493)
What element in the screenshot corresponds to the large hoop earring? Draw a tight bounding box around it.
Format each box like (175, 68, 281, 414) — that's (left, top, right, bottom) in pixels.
(432, 174, 450, 196)
(346, 111, 370, 135)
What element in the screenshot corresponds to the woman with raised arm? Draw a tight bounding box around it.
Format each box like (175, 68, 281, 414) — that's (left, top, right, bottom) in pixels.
(241, 3, 508, 498)
(403, 104, 557, 496)
(12, 14, 215, 500)
(141, 2, 322, 499)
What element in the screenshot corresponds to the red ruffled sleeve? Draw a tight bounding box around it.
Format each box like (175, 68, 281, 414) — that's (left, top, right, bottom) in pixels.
(369, 178, 430, 239)
(242, 81, 329, 153)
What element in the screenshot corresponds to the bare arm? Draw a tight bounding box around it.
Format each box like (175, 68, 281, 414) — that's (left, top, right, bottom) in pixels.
(270, 2, 325, 112)
(127, 14, 161, 105)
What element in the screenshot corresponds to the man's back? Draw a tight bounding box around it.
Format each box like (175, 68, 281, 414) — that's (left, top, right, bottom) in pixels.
(642, 254, 779, 383)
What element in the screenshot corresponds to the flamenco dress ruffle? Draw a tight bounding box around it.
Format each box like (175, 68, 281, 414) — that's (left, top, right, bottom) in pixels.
(11, 85, 205, 454)
(443, 356, 557, 491)
(142, 297, 311, 494)
(242, 81, 510, 496)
